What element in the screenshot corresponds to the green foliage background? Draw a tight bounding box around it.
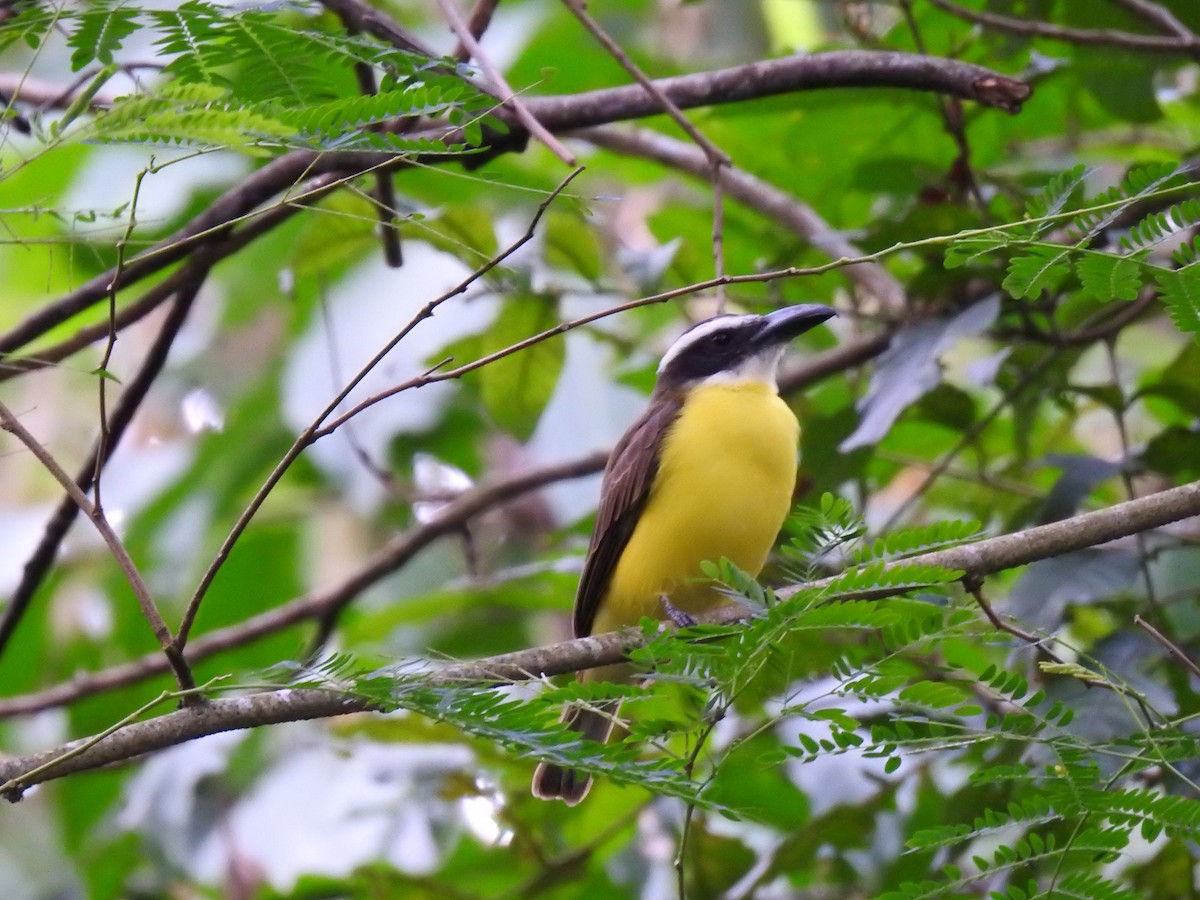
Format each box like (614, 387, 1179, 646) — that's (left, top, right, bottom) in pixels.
(1, 0, 1200, 898)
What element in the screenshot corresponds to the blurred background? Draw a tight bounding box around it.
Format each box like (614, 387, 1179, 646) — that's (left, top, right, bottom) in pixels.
(1, 0, 1200, 897)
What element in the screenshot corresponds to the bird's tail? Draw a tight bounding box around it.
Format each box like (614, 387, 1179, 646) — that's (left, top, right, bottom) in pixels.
(531, 699, 621, 805)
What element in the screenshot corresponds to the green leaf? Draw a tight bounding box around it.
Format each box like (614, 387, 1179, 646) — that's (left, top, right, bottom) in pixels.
(1025, 163, 1088, 233)
(69, 3, 140, 72)
(1156, 267, 1200, 337)
(1003, 246, 1072, 299)
(478, 296, 565, 441)
(543, 209, 602, 283)
(1075, 253, 1143, 301)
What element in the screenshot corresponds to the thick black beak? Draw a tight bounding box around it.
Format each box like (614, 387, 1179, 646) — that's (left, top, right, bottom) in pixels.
(753, 304, 837, 348)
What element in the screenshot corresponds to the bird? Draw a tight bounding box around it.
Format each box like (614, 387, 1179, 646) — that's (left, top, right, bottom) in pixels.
(531, 303, 837, 804)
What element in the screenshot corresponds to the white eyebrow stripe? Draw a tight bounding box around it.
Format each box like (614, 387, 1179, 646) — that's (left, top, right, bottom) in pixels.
(656, 314, 758, 374)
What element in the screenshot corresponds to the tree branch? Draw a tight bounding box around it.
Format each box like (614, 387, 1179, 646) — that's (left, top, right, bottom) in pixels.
(0, 50, 1027, 358)
(437, 0, 576, 165)
(580, 124, 906, 310)
(1108, 0, 1199, 44)
(452, 0, 502, 62)
(0, 335, 874, 718)
(0, 399, 195, 693)
(172, 167, 583, 653)
(3, 478, 1198, 796)
(929, 0, 1200, 54)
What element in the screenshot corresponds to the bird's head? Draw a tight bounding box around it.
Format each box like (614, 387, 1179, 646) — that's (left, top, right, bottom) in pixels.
(656, 304, 837, 390)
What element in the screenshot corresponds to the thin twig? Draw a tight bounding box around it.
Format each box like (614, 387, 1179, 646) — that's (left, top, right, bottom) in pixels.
(559, 0, 731, 309)
(0, 401, 196, 693)
(0, 281, 205, 658)
(560, 0, 728, 168)
(878, 349, 1058, 533)
(95, 165, 149, 512)
(964, 577, 1064, 664)
(1107, 0, 1200, 43)
(878, 284, 1156, 532)
(0, 196, 313, 383)
(437, 0, 577, 165)
(0, 678, 222, 800)
(929, 0, 1200, 53)
(1104, 338, 1162, 621)
(899, 0, 984, 207)
(580, 125, 906, 311)
(331, 6, 403, 266)
(711, 174, 727, 314)
(311, 262, 851, 436)
(173, 167, 584, 652)
(452, 0, 502, 62)
(1134, 615, 1200, 681)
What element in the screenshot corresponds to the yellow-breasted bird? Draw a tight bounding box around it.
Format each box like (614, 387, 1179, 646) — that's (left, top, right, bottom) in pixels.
(532, 303, 837, 804)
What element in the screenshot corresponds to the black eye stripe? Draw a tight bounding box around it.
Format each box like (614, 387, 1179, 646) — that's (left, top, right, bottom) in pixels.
(659, 322, 761, 381)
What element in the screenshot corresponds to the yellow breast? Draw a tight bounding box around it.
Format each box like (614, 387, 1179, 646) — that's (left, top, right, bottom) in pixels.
(591, 382, 799, 634)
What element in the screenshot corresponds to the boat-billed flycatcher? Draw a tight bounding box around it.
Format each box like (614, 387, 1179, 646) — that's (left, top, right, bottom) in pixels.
(532, 303, 837, 804)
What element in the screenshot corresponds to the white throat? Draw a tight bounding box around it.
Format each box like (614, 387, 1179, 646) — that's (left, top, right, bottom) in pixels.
(698, 346, 785, 390)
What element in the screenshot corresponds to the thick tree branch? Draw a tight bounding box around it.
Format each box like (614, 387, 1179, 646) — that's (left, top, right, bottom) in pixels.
(518, 51, 1031, 129)
(2, 479, 1198, 796)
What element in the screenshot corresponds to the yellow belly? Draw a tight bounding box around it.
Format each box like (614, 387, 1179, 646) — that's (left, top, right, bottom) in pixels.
(591, 382, 799, 635)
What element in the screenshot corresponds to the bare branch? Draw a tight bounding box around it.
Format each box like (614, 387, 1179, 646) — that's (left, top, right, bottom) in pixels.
(0, 281, 201, 658)
(3, 478, 1200, 794)
(1134, 614, 1200, 681)
(437, 0, 577, 165)
(560, 0, 729, 170)
(580, 125, 906, 310)
(1108, 0, 1199, 43)
(0, 400, 195, 693)
(172, 167, 584, 652)
(452, 0, 502, 62)
(929, 0, 1200, 53)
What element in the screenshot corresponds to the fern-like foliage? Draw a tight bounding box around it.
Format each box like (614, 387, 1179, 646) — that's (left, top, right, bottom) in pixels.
(269, 490, 1200, 898)
(281, 652, 709, 804)
(68, 0, 139, 71)
(5, 0, 497, 154)
(0, 2, 57, 55)
(944, 161, 1200, 338)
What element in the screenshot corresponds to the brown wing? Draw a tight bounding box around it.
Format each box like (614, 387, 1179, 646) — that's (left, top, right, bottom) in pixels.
(573, 389, 682, 638)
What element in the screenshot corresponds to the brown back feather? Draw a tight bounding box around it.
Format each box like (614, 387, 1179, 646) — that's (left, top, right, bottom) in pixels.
(573, 387, 683, 638)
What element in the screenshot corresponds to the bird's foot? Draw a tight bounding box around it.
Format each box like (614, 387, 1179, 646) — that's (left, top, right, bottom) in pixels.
(659, 595, 697, 628)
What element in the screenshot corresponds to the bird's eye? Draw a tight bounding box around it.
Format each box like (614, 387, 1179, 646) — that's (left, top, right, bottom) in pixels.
(709, 331, 733, 348)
